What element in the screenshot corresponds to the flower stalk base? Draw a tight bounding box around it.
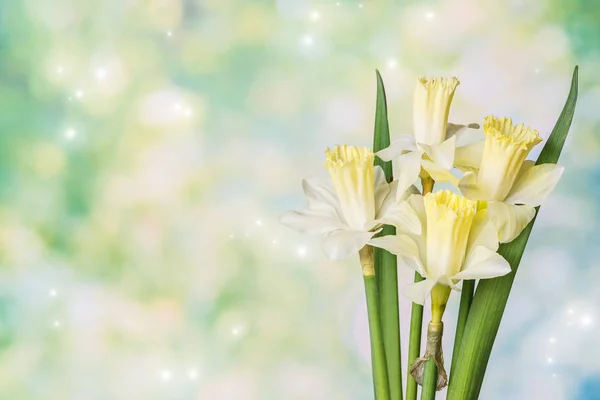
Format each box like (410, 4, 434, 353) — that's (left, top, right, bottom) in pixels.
(409, 322, 448, 391)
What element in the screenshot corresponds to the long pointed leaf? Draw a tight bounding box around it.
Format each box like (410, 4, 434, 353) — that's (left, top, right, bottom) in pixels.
(373, 69, 403, 400)
(447, 66, 578, 400)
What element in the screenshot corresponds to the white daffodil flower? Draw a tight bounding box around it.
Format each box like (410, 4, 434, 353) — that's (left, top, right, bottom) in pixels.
(370, 190, 511, 305)
(377, 77, 479, 197)
(280, 145, 421, 260)
(458, 116, 564, 243)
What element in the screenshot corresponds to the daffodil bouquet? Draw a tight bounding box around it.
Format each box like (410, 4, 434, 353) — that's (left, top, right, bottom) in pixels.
(281, 67, 578, 400)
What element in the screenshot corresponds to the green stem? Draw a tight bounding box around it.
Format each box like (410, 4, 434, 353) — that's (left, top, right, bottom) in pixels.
(406, 272, 425, 400)
(364, 275, 391, 400)
(374, 224, 403, 400)
(449, 279, 474, 384)
(420, 359, 437, 400)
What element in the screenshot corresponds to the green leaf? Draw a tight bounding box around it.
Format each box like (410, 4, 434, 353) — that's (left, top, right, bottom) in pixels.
(374, 70, 393, 179)
(446, 66, 578, 400)
(372, 70, 403, 400)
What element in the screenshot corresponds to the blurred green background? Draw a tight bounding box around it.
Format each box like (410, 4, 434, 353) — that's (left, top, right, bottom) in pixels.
(0, 0, 599, 399)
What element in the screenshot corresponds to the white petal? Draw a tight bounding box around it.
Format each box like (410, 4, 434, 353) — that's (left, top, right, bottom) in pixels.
(505, 163, 564, 206)
(421, 159, 460, 187)
(377, 180, 399, 217)
(377, 181, 419, 218)
(437, 275, 462, 291)
(454, 246, 511, 280)
(302, 178, 342, 217)
(400, 184, 420, 201)
(395, 150, 423, 200)
(280, 209, 342, 233)
(369, 234, 424, 273)
(515, 160, 535, 182)
(401, 278, 437, 305)
(467, 209, 498, 253)
(406, 194, 428, 261)
(407, 194, 426, 228)
(321, 229, 378, 260)
(369, 234, 418, 256)
(374, 166, 391, 212)
(418, 135, 456, 170)
(487, 202, 536, 243)
(376, 134, 417, 161)
(459, 171, 489, 201)
(446, 122, 481, 143)
(280, 210, 343, 235)
(454, 140, 484, 171)
(376, 200, 422, 234)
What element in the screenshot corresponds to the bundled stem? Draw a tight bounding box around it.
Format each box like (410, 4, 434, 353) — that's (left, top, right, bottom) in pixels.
(360, 245, 391, 400)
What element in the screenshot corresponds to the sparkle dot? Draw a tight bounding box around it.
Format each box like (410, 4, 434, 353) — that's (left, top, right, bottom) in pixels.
(173, 103, 182, 112)
(534, 68, 540, 74)
(388, 59, 397, 69)
(75, 90, 84, 99)
(167, 31, 173, 37)
(56, 65, 64, 74)
(271, 238, 278, 245)
(65, 128, 77, 140)
(244, 232, 249, 238)
(302, 35, 313, 46)
(296, 245, 307, 258)
(232, 324, 245, 338)
(255, 219, 263, 226)
(552, 373, 557, 378)
(184, 108, 192, 117)
(549, 337, 556, 344)
(229, 234, 234, 239)
(425, 11, 435, 20)
(53, 320, 61, 328)
(49, 289, 58, 297)
(547, 357, 553, 364)
(358, 3, 363, 8)
(160, 369, 172, 381)
(310, 11, 320, 21)
(188, 369, 198, 380)
(336, 1, 340, 5)
(95, 68, 107, 80)
(580, 315, 593, 327)
(567, 308, 574, 314)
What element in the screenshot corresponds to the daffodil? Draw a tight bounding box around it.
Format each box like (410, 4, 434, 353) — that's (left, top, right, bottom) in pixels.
(458, 116, 564, 243)
(377, 77, 480, 196)
(280, 145, 421, 260)
(370, 190, 511, 305)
